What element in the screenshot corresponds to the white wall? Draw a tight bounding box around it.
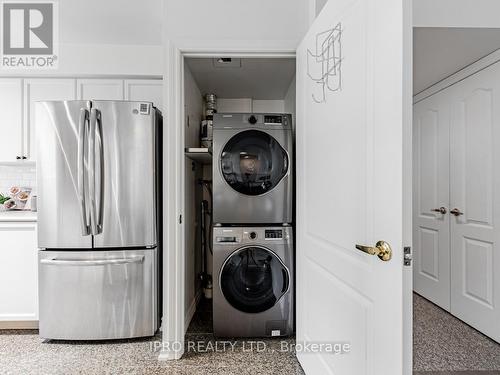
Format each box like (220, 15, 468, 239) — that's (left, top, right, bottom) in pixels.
(217, 98, 285, 113)
(183, 64, 203, 321)
(2, 0, 163, 76)
(253, 100, 285, 113)
(218, 99, 253, 113)
(413, 0, 500, 27)
(164, 0, 309, 51)
(1, 45, 163, 77)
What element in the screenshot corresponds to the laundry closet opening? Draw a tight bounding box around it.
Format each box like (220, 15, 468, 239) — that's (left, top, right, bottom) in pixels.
(181, 57, 296, 342)
(412, 27, 500, 373)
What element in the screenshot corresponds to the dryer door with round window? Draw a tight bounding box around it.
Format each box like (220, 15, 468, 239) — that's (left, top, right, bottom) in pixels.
(220, 246, 289, 313)
(220, 130, 289, 196)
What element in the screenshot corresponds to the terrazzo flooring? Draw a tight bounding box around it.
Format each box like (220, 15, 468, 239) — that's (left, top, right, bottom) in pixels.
(2, 295, 500, 374)
(0, 298, 304, 375)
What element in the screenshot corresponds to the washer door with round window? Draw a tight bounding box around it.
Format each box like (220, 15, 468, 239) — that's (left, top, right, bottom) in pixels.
(213, 127, 293, 224)
(220, 246, 290, 314)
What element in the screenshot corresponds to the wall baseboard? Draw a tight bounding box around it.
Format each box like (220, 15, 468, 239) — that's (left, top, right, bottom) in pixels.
(184, 289, 202, 333)
(0, 320, 38, 329)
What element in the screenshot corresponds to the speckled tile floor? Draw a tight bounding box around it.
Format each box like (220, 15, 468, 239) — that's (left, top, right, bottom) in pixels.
(3, 295, 500, 374)
(0, 298, 304, 375)
(414, 293, 500, 373)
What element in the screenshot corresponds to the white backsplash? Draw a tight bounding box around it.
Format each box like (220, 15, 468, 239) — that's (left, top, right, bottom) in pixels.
(0, 165, 36, 196)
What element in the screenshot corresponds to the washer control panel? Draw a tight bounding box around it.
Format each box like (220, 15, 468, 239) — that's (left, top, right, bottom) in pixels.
(214, 227, 292, 245)
(265, 229, 283, 239)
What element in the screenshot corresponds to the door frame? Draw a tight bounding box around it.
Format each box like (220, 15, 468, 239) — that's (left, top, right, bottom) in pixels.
(159, 41, 296, 360)
(160, 38, 413, 373)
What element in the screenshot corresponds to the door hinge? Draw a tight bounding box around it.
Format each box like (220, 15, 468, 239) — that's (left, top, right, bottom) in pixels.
(404, 246, 412, 266)
(179, 214, 182, 224)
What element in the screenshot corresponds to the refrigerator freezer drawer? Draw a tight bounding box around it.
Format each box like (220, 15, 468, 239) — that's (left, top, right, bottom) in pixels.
(38, 249, 158, 340)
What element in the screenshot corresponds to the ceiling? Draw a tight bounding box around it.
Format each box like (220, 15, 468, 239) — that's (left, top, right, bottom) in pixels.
(185, 58, 296, 99)
(414, 28, 500, 94)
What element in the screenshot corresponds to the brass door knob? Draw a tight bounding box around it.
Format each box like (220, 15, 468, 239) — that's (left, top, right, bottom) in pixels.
(355, 241, 392, 261)
(450, 208, 464, 216)
(431, 207, 447, 214)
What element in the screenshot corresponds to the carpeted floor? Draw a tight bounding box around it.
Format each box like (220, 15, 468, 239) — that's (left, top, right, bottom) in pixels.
(413, 293, 500, 373)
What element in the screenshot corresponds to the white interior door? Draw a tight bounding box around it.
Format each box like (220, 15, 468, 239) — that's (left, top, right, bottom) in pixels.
(413, 93, 451, 310)
(449, 62, 500, 341)
(295, 0, 409, 374)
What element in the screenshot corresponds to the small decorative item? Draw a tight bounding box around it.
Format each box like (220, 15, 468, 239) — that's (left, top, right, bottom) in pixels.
(0, 193, 10, 211)
(3, 199, 16, 210)
(0, 193, 10, 205)
(4, 186, 32, 210)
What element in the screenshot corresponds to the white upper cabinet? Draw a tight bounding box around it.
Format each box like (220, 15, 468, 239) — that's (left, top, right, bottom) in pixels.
(77, 79, 124, 101)
(124, 80, 163, 111)
(24, 79, 77, 161)
(0, 79, 23, 162)
(0, 78, 160, 163)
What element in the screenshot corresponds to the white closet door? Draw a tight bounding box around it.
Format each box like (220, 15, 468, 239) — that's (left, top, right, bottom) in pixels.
(413, 92, 451, 310)
(450, 62, 500, 341)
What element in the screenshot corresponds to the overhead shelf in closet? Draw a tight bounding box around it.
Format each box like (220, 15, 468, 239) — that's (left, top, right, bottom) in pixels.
(185, 148, 212, 164)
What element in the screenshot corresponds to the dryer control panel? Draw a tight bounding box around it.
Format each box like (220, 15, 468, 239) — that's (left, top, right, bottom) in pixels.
(212, 113, 292, 129)
(264, 115, 283, 125)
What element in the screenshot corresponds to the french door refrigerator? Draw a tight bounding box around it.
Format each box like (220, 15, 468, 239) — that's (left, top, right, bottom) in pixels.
(36, 100, 161, 340)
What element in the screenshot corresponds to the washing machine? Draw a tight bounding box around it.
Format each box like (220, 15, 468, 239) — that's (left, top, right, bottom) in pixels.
(213, 226, 294, 337)
(212, 113, 293, 224)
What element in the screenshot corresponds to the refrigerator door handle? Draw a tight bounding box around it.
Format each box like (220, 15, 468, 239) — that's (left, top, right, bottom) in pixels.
(95, 110, 104, 234)
(40, 255, 145, 266)
(77, 108, 90, 236)
(88, 108, 100, 235)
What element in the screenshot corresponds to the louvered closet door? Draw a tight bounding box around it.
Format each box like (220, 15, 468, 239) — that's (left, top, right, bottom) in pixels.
(449, 62, 500, 342)
(413, 91, 451, 310)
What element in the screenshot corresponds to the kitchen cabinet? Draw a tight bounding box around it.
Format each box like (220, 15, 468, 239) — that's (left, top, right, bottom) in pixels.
(0, 78, 161, 163)
(24, 79, 77, 161)
(77, 79, 124, 101)
(0, 79, 23, 161)
(0, 221, 38, 328)
(125, 79, 163, 111)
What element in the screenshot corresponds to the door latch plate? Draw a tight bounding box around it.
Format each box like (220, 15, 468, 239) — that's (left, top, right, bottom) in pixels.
(404, 246, 412, 266)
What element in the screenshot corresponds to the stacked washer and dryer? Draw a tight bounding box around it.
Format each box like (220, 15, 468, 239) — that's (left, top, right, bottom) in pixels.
(212, 113, 294, 338)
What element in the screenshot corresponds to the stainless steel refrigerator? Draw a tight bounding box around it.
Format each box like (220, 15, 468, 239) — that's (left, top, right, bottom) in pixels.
(36, 100, 161, 340)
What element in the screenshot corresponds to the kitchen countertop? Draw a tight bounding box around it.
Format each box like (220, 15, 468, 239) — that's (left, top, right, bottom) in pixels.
(0, 210, 37, 222)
